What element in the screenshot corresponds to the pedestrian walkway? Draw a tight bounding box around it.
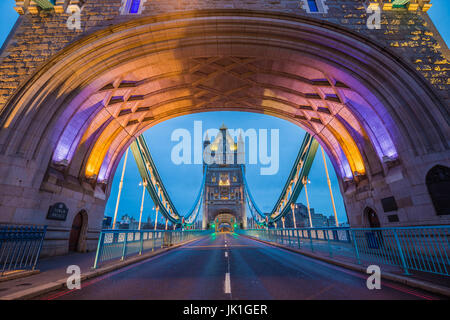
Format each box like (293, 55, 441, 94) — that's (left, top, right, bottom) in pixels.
(243, 235, 450, 296)
(0, 235, 203, 300)
(0, 251, 96, 298)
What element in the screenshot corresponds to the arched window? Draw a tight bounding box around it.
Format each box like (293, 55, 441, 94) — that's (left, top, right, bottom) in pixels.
(426, 165, 450, 215)
(69, 210, 88, 252)
(120, 0, 144, 15)
(364, 207, 380, 228)
(302, 0, 328, 14)
(307, 0, 319, 12)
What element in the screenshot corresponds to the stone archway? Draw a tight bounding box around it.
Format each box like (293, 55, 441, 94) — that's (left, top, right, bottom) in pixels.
(69, 210, 88, 252)
(0, 10, 448, 255)
(364, 207, 380, 228)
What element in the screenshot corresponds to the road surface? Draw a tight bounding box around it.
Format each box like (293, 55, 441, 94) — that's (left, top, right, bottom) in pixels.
(39, 233, 443, 300)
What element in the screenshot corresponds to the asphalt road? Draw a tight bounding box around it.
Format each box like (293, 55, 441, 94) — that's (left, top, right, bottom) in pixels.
(39, 233, 443, 300)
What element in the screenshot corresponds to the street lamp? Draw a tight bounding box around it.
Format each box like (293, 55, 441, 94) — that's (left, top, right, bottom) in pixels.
(138, 180, 147, 230)
(290, 203, 297, 229)
(112, 148, 129, 229)
(320, 146, 339, 227)
(302, 177, 313, 228)
(153, 206, 159, 230)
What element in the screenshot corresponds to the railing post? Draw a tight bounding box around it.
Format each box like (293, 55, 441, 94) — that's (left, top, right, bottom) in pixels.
(308, 229, 314, 252)
(152, 231, 155, 251)
(93, 231, 106, 269)
(326, 230, 333, 257)
(297, 229, 301, 249)
(393, 230, 411, 275)
(121, 232, 128, 261)
(288, 229, 291, 247)
(351, 230, 361, 265)
(139, 231, 144, 255)
(32, 226, 46, 271)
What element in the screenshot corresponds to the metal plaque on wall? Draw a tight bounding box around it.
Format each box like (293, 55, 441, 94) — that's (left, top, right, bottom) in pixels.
(46, 203, 69, 221)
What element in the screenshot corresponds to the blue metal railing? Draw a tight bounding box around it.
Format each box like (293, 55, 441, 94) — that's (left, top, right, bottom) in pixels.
(0, 225, 47, 275)
(242, 133, 318, 227)
(240, 226, 450, 277)
(93, 229, 210, 268)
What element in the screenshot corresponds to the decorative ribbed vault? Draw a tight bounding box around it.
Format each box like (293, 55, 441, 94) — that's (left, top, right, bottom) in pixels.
(0, 11, 447, 201)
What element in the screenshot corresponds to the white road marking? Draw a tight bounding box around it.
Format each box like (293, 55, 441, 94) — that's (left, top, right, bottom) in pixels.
(224, 273, 231, 294)
(225, 251, 228, 258)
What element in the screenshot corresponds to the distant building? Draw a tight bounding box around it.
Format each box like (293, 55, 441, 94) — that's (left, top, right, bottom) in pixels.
(282, 203, 339, 228)
(140, 216, 153, 230)
(118, 214, 138, 229)
(102, 216, 112, 229)
(282, 203, 312, 228)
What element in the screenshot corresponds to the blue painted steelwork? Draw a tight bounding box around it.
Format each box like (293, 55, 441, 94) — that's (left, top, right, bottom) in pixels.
(183, 170, 206, 226)
(93, 229, 210, 268)
(131, 135, 206, 226)
(0, 225, 47, 275)
(132, 132, 316, 228)
(240, 225, 450, 277)
(129, 0, 141, 13)
(241, 165, 266, 226)
(242, 133, 318, 226)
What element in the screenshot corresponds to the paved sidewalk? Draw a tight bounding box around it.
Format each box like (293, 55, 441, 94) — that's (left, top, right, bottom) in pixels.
(243, 235, 450, 297)
(0, 251, 101, 299)
(0, 237, 201, 300)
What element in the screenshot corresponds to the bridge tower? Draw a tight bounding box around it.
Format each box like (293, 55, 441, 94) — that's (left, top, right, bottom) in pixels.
(202, 125, 247, 230)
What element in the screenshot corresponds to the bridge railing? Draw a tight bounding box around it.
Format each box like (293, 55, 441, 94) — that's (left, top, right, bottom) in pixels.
(240, 226, 450, 277)
(0, 225, 47, 276)
(93, 229, 209, 269)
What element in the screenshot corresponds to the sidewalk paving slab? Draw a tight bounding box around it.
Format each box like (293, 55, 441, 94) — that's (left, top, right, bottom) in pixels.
(243, 235, 450, 298)
(0, 237, 203, 300)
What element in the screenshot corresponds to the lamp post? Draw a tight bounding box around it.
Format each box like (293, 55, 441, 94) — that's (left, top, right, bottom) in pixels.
(154, 206, 159, 230)
(165, 218, 169, 230)
(290, 203, 297, 229)
(321, 146, 339, 227)
(303, 176, 313, 228)
(281, 216, 285, 229)
(138, 180, 147, 230)
(112, 148, 129, 229)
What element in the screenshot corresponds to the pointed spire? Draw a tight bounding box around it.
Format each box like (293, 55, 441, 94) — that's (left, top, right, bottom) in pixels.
(220, 122, 227, 130)
(205, 132, 210, 142)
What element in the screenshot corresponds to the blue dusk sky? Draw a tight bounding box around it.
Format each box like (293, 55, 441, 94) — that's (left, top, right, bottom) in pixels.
(0, 1, 448, 226)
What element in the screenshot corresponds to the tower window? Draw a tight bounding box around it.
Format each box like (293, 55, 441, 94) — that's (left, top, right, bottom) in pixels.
(120, 0, 145, 15)
(129, 0, 141, 14)
(307, 0, 318, 12)
(302, 0, 328, 14)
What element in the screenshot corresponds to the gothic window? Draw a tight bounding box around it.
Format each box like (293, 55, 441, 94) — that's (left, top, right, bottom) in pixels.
(232, 175, 237, 182)
(302, 0, 328, 14)
(220, 187, 229, 200)
(219, 173, 230, 186)
(307, 0, 318, 12)
(364, 207, 380, 228)
(121, 0, 144, 14)
(426, 165, 450, 215)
